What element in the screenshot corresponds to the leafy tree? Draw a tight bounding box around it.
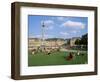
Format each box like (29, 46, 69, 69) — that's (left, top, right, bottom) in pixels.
(75, 39, 81, 45)
(75, 33, 88, 45)
(80, 33, 88, 45)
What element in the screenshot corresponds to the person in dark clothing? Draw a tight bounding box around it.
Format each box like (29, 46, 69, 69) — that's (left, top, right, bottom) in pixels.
(66, 52, 73, 60)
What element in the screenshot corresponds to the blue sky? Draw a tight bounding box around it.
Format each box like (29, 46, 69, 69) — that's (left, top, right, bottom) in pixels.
(28, 15, 88, 39)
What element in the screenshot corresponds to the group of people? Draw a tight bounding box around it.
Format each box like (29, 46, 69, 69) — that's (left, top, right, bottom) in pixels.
(66, 51, 80, 61)
(31, 46, 60, 55)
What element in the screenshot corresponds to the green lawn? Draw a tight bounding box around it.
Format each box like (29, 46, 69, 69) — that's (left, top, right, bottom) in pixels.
(28, 51, 88, 66)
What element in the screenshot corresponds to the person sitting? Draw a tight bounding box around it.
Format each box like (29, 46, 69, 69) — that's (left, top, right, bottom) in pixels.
(66, 52, 73, 60)
(77, 51, 80, 55)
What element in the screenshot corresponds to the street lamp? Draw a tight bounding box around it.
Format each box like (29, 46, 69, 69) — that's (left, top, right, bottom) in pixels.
(41, 21, 45, 50)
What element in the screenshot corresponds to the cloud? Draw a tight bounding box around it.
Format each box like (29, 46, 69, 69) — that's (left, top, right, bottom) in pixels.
(71, 30, 77, 34)
(60, 32, 69, 36)
(41, 20, 54, 30)
(60, 32, 70, 39)
(31, 34, 54, 39)
(33, 35, 41, 38)
(61, 20, 85, 29)
(72, 31, 77, 34)
(57, 17, 64, 21)
(45, 26, 54, 30)
(44, 34, 54, 38)
(45, 20, 54, 24)
(70, 30, 80, 34)
(41, 20, 54, 25)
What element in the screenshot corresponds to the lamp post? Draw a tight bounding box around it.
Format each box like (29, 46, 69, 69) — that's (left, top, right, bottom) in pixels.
(41, 21, 45, 50)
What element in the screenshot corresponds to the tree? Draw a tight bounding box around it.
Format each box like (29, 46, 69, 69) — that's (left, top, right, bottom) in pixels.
(80, 33, 88, 45)
(75, 39, 81, 45)
(75, 33, 88, 45)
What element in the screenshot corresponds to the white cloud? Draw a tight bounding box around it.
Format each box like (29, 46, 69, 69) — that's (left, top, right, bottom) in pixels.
(60, 32, 69, 39)
(32, 34, 54, 39)
(71, 30, 80, 34)
(45, 26, 54, 30)
(60, 32, 69, 36)
(34, 35, 41, 38)
(41, 20, 54, 30)
(57, 17, 64, 21)
(45, 20, 54, 24)
(44, 34, 54, 38)
(51, 17, 55, 20)
(72, 30, 77, 34)
(41, 20, 54, 25)
(61, 20, 85, 29)
(71, 30, 77, 34)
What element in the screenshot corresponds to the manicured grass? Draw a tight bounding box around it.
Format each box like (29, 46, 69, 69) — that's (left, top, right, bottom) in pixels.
(28, 51, 88, 66)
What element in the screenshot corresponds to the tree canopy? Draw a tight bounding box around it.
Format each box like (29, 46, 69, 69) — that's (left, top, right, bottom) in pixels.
(75, 33, 87, 45)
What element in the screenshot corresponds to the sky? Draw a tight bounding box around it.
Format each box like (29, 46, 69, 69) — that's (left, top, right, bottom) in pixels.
(28, 15, 88, 39)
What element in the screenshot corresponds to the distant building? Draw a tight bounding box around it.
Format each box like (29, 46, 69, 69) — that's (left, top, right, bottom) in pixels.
(28, 38, 65, 50)
(45, 40, 65, 47)
(28, 38, 41, 50)
(28, 37, 81, 50)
